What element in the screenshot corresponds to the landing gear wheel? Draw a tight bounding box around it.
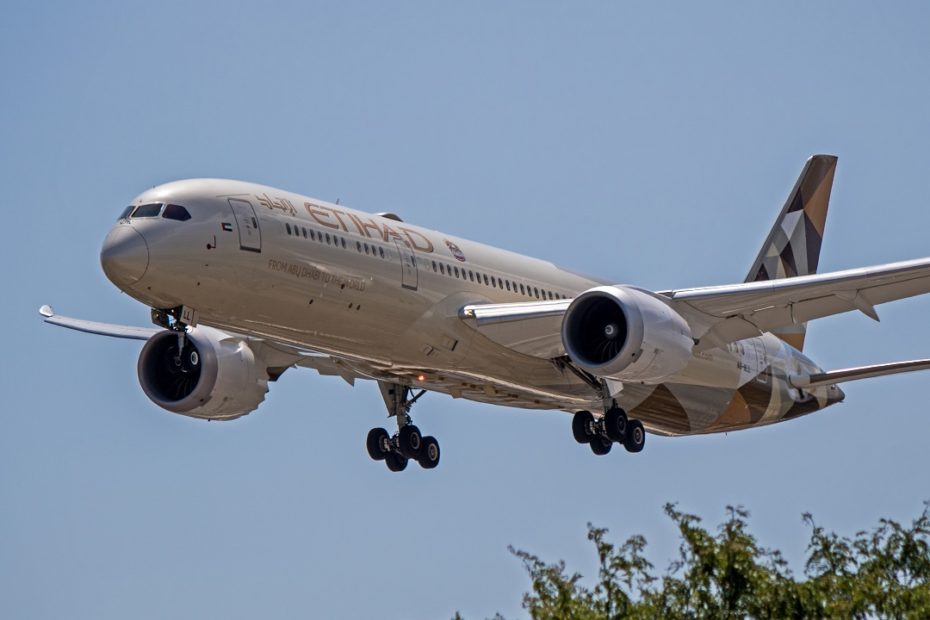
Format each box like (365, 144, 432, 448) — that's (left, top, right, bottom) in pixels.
(623, 419, 646, 453)
(572, 411, 596, 444)
(385, 452, 408, 472)
(604, 407, 628, 442)
(366, 427, 391, 461)
(590, 435, 613, 456)
(418, 436, 440, 469)
(398, 424, 423, 458)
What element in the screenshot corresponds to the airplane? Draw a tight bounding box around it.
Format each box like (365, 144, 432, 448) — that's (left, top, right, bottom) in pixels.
(40, 155, 930, 472)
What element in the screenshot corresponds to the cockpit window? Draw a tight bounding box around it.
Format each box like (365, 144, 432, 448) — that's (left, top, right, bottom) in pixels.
(131, 203, 162, 218)
(162, 204, 191, 221)
(118, 206, 135, 221)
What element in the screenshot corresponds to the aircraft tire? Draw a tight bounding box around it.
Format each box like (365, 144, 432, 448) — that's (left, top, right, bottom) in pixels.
(604, 407, 628, 442)
(398, 424, 423, 458)
(367, 427, 390, 461)
(589, 436, 612, 456)
(385, 452, 408, 472)
(623, 420, 646, 453)
(418, 436, 441, 469)
(572, 411, 596, 444)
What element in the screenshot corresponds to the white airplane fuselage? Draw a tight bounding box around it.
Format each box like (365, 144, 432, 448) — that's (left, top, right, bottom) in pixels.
(100, 178, 842, 436)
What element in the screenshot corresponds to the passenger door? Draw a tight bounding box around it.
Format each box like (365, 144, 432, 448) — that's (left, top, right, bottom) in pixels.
(227, 198, 262, 252)
(394, 239, 418, 290)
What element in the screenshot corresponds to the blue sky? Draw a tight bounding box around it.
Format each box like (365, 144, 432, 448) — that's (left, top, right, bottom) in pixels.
(3, 2, 930, 618)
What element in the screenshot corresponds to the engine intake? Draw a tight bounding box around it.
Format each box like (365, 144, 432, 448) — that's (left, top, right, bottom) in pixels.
(561, 286, 694, 383)
(138, 326, 270, 420)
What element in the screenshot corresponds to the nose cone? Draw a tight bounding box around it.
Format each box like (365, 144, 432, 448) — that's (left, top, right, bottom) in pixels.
(101, 225, 149, 286)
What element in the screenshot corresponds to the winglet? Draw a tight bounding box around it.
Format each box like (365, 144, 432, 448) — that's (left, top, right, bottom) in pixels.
(39, 304, 54, 318)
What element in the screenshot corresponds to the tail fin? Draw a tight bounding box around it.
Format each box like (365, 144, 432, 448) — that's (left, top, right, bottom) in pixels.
(746, 154, 838, 351)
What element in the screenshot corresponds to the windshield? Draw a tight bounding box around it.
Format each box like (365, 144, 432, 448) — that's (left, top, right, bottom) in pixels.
(131, 203, 163, 218)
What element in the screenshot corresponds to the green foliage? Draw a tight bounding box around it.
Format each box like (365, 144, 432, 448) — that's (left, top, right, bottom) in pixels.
(456, 502, 930, 619)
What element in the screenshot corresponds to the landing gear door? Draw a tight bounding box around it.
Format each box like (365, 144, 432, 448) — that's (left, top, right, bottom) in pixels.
(227, 198, 262, 252)
(394, 239, 418, 291)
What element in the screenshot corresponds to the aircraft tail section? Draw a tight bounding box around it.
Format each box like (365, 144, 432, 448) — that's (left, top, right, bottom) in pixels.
(746, 154, 838, 351)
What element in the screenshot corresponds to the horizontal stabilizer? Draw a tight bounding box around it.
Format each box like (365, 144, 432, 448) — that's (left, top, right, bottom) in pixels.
(39, 305, 159, 341)
(792, 358, 930, 389)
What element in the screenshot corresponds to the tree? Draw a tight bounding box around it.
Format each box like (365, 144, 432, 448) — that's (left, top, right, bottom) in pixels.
(457, 502, 930, 619)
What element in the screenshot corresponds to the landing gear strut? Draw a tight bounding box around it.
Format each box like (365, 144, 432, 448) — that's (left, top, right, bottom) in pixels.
(572, 403, 646, 456)
(366, 382, 440, 472)
(151, 306, 199, 371)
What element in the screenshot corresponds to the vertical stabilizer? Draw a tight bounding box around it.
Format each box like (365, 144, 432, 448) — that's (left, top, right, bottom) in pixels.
(746, 155, 838, 351)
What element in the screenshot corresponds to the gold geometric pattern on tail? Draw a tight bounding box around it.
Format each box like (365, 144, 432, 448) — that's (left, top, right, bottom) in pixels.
(745, 155, 838, 351)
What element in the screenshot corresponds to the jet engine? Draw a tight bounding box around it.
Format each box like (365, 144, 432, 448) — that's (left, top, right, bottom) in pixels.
(561, 285, 694, 383)
(137, 325, 271, 420)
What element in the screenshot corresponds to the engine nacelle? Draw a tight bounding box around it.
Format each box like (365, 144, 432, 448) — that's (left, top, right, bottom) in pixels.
(561, 285, 694, 383)
(138, 325, 270, 420)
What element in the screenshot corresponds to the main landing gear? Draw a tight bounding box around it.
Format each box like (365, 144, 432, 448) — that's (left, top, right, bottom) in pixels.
(572, 405, 646, 456)
(366, 382, 441, 472)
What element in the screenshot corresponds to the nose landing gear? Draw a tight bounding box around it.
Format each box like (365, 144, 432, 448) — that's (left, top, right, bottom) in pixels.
(366, 382, 441, 472)
(151, 306, 198, 367)
(572, 404, 646, 456)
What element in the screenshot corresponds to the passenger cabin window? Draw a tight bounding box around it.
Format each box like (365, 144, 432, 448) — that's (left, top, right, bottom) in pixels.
(131, 203, 162, 218)
(162, 204, 191, 221)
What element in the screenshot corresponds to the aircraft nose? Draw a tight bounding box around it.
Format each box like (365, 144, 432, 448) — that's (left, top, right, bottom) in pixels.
(101, 225, 149, 286)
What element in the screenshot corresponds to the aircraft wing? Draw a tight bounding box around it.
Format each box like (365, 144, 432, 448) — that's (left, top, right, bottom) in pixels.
(461, 256, 930, 357)
(792, 358, 930, 389)
(665, 256, 930, 349)
(39, 305, 160, 340)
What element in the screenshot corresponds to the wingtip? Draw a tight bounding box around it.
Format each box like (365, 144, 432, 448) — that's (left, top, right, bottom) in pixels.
(39, 304, 54, 318)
